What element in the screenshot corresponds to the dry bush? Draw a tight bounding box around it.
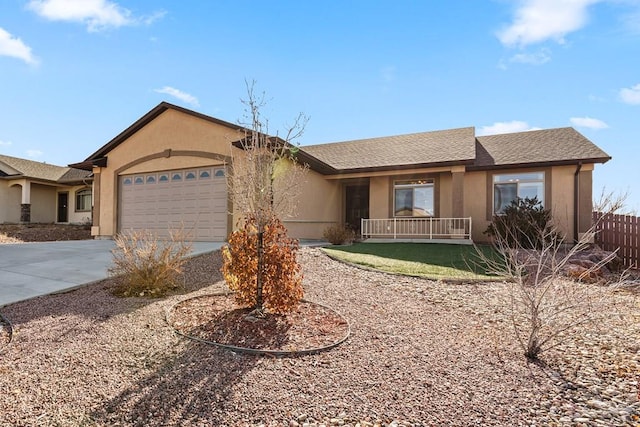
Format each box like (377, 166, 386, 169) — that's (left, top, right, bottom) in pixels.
(323, 224, 356, 245)
(109, 229, 193, 297)
(478, 221, 622, 360)
(222, 214, 303, 314)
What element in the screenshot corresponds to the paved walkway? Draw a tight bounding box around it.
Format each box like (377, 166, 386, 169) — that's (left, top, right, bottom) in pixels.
(0, 240, 223, 307)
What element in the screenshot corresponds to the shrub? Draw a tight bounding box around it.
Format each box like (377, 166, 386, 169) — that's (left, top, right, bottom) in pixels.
(485, 197, 559, 249)
(222, 214, 303, 314)
(322, 223, 356, 245)
(109, 229, 192, 297)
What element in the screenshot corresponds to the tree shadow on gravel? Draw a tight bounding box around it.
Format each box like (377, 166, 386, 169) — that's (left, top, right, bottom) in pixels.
(192, 308, 292, 349)
(90, 341, 264, 426)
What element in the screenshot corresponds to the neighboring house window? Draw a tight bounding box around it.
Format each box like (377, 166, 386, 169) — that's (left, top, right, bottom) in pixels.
(493, 172, 545, 214)
(75, 188, 92, 212)
(394, 180, 434, 217)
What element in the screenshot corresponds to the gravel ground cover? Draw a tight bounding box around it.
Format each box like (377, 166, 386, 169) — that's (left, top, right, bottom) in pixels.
(0, 223, 91, 243)
(0, 248, 638, 426)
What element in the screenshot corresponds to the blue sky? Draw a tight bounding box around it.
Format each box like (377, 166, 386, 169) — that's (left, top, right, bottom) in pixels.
(1, 0, 639, 211)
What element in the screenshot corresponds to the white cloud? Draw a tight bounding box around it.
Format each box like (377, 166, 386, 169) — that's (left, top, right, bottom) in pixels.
(570, 116, 609, 129)
(478, 121, 541, 136)
(26, 149, 44, 158)
(154, 86, 200, 107)
(619, 83, 640, 105)
(497, 0, 601, 47)
(0, 27, 38, 65)
(509, 48, 551, 65)
(142, 10, 167, 26)
(0, 140, 13, 146)
(27, 0, 165, 32)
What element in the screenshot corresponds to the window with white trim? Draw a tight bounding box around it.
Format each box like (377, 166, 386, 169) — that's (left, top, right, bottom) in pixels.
(394, 180, 434, 217)
(75, 188, 92, 212)
(493, 172, 544, 214)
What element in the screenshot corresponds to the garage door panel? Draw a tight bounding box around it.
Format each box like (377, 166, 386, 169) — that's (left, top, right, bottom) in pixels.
(119, 167, 227, 241)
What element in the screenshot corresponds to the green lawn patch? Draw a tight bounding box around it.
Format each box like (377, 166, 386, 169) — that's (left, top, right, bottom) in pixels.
(321, 242, 502, 280)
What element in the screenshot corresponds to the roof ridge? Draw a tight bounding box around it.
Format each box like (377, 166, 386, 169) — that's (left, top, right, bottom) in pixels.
(476, 126, 576, 139)
(305, 126, 475, 148)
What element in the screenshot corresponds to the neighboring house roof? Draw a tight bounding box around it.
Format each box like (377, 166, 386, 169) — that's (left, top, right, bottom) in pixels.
(303, 127, 477, 173)
(0, 154, 91, 184)
(473, 127, 611, 170)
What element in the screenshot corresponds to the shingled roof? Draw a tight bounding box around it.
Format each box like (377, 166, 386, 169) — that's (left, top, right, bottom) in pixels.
(0, 154, 91, 184)
(473, 127, 611, 169)
(303, 127, 476, 173)
(298, 126, 609, 173)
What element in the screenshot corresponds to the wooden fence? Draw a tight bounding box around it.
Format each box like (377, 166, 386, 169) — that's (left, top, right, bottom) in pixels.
(592, 211, 640, 268)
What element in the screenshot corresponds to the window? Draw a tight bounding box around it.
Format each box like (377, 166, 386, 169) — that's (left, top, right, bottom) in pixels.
(394, 180, 434, 217)
(493, 172, 544, 214)
(75, 188, 92, 212)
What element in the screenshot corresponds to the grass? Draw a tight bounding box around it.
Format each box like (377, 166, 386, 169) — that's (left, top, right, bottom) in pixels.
(321, 242, 503, 280)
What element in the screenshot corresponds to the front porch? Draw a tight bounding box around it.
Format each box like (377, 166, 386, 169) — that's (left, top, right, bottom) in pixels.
(361, 217, 473, 244)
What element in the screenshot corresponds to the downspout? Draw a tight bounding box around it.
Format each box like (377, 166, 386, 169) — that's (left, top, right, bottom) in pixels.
(573, 162, 582, 244)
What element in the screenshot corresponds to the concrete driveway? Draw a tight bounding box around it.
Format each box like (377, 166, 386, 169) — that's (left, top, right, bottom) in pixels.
(0, 240, 224, 307)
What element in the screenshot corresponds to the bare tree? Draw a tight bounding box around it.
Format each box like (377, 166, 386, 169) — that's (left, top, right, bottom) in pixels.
(593, 187, 631, 215)
(477, 201, 624, 360)
(224, 81, 308, 314)
(228, 81, 309, 226)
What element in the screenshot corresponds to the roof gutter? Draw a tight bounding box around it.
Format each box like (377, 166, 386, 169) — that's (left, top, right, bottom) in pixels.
(574, 162, 582, 244)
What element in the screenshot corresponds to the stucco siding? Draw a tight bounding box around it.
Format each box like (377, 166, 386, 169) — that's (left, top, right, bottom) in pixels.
(93, 108, 240, 239)
(282, 168, 341, 239)
(31, 184, 56, 223)
(464, 171, 488, 242)
(468, 165, 584, 243)
(0, 183, 21, 223)
(551, 165, 577, 240)
(369, 176, 390, 218)
(578, 165, 594, 237)
(67, 186, 92, 224)
(438, 173, 452, 218)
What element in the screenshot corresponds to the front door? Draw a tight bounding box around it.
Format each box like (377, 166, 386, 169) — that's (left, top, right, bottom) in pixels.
(345, 184, 369, 234)
(57, 192, 68, 223)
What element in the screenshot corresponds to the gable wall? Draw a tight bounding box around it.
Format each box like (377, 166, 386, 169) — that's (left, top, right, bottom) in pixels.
(93, 109, 243, 238)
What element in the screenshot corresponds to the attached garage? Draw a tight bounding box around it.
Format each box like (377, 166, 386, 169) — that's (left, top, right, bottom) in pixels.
(119, 166, 227, 241)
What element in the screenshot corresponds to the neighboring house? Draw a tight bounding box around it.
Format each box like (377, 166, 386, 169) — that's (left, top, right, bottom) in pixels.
(0, 154, 93, 224)
(71, 102, 611, 243)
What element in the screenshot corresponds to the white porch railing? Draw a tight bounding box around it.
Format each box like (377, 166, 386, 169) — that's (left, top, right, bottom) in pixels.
(361, 217, 472, 241)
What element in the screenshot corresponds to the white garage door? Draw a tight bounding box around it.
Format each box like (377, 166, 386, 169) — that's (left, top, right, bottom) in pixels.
(119, 167, 227, 241)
